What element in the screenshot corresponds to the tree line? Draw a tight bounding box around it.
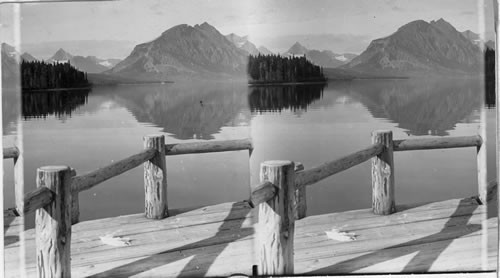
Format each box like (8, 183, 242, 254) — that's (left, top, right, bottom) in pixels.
(21, 60, 90, 90)
(247, 54, 326, 84)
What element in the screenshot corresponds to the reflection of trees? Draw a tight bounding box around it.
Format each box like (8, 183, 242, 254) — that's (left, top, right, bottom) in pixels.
(248, 84, 325, 113)
(335, 79, 482, 136)
(91, 82, 250, 140)
(22, 89, 90, 119)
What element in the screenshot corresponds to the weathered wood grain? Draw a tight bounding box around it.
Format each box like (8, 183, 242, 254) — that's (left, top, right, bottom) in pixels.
(371, 130, 395, 215)
(35, 166, 72, 278)
(295, 143, 383, 188)
(294, 161, 306, 220)
(257, 160, 295, 275)
(393, 135, 481, 152)
(71, 148, 156, 193)
(3, 146, 19, 159)
(249, 181, 276, 207)
(165, 138, 252, 156)
(144, 135, 168, 219)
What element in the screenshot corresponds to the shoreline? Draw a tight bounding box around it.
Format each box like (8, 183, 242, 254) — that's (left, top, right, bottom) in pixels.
(22, 87, 92, 92)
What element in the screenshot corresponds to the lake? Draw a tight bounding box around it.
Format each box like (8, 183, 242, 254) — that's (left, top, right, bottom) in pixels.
(3, 78, 495, 228)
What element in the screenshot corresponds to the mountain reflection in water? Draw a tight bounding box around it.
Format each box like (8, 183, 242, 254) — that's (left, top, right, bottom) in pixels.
(330, 78, 483, 136)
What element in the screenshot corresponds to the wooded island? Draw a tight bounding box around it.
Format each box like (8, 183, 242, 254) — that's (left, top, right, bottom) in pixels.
(247, 54, 327, 84)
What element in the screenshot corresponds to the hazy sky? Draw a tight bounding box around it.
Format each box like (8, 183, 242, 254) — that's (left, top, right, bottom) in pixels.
(0, 0, 495, 57)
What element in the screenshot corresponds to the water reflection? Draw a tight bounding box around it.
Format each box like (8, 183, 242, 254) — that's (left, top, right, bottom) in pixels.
(22, 89, 90, 119)
(248, 84, 325, 113)
(90, 82, 250, 140)
(335, 79, 482, 136)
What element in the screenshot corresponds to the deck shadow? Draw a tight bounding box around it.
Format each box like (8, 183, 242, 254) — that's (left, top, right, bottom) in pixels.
(306, 198, 490, 274)
(88, 202, 254, 277)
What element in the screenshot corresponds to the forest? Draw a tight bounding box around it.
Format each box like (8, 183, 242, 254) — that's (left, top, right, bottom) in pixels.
(21, 61, 90, 90)
(247, 54, 326, 84)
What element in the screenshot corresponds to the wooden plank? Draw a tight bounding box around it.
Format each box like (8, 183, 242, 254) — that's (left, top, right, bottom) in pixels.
(257, 160, 295, 275)
(144, 135, 168, 219)
(296, 224, 497, 274)
(71, 148, 156, 193)
(165, 139, 252, 156)
(295, 143, 383, 188)
(371, 130, 396, 215)
(294, 161, 306, 220)
(10, 238, 256, 278)
(3, 146, 19, 159)
(393, 135, 481, 152)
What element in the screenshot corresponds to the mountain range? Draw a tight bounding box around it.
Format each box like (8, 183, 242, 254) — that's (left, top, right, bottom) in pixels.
(225, 33, 273, 55)
(46, 48, 121, 73)
(284, 42, 357, 68)
(3, 18, 493, 85)
(342, 18, 484, 76)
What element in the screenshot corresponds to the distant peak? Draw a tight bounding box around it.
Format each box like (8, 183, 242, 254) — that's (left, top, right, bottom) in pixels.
(287, 42, 309, 54)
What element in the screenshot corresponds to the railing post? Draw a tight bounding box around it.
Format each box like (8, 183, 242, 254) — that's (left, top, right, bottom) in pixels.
(371, 130, 396, 215)
(477, 138, 487, 205)
(35, 166, 72, 278)
(257, 160, 295, 275)
(143, 134, 168, 219)
(70, 168, 79, 224)
(294, 162, 306, 220)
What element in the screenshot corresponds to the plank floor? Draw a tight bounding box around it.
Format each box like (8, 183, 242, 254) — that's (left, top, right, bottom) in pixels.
(4, 197, 497, 277)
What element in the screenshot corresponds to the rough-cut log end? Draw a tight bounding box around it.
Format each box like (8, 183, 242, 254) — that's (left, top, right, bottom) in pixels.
(249, 181, 277, 208)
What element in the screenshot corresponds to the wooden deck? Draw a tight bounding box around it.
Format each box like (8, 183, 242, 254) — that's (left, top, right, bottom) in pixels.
(4, 196, 497, 277)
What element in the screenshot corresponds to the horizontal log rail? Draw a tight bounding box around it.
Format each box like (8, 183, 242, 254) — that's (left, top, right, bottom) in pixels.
(3, 146, 19, 159)
(72, 148, 157, 193)
(4, 187, 54, 217)
(393, 135, 482, 152)
(248, 181, 277, 208)
(295, 143, 384, 189)
(165, 138, 253, 156)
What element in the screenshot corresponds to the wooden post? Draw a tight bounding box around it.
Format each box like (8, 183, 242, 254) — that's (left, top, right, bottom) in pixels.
(477, 139, 488, 205)
(14, 146, 24, 214)
(35, 166, 72, 278)
(371, 130, 396, 215)
(294, 162, 306, 220)
(70, 168, 79, 224)
(144, 135, 168, 219)
(257, 160, 295, 275)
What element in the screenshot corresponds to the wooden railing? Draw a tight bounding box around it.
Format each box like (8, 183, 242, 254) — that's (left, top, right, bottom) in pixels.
(3, 131, 491, 277)
(251, 130, 488, 275)
(3, 135, 252, 277)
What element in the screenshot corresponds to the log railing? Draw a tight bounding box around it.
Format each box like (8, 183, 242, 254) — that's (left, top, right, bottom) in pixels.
(3, 131, 489, 277)
(252, 130, 487, 275)
(4, 135, 252, 277)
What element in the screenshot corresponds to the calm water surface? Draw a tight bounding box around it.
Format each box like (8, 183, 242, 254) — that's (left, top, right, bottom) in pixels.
(3, 78, 494, 227)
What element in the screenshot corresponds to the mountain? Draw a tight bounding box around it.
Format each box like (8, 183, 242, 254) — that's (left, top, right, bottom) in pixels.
(343, 18, 482, 76)
(486, 40, 495, 50)
(284, 42, 355, 68)
(1, 43, 19, 85)
(109, 22, 248, 80)
(286, 42, 309, 56)
(225, 33, 273, 55)
(48, 48, 73, 63)
(21, 52, 37, 62)
(258, 46, 273, 55)
(461, 30, 480, 44)
(44, 48, 122, 73)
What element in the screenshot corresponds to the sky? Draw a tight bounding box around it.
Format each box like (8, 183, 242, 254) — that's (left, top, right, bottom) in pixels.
(0, 0, 496, 58)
